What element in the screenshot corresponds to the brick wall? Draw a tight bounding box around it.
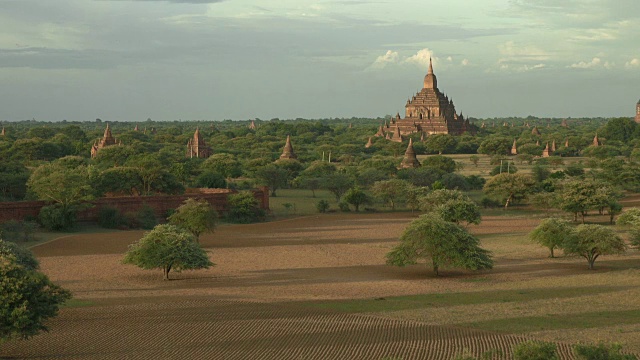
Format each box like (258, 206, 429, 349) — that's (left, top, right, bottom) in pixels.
(0, 187, 269, 223)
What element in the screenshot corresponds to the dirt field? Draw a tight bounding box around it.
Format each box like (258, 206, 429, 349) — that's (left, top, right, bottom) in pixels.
(2, 212, 639, 359)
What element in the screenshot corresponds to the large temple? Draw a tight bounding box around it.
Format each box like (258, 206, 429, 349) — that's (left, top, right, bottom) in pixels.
(387, 58, 468, 138)
(186, 128, 211, 158)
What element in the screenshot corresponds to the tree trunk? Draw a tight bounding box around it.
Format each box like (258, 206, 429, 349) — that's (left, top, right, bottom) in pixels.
(504, 195, 512, 209)
(581, 211, 586, 224)
(163, 264, 172, 280)
(311, 189, 316, 198)
(432, 260, 439, 276)
(550, 247, 555, 258)
(271, 188, 277, 197)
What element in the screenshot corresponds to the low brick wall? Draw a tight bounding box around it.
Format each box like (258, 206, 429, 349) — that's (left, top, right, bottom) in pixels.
(0, 187, 269, 223)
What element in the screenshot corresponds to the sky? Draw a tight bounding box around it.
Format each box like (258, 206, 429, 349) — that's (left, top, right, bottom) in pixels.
(0, 0, 639, 122)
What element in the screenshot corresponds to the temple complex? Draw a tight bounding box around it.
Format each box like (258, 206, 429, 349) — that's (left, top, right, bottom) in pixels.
(279, 135, 297, 160)
(91, 124, 119, 158)
(399, 138, 421, 169)
(635, 99, 640, 123)
(383, 58, 468, 138)
(186, 128, 211, 158)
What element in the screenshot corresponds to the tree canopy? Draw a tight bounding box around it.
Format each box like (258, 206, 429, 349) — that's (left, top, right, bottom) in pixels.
(167, 198, 218, 241)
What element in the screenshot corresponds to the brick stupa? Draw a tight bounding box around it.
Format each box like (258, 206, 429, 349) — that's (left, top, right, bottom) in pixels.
(91, 123, 118, 158)
(399, 138, 421, 169)
(279, 135, 297, 160)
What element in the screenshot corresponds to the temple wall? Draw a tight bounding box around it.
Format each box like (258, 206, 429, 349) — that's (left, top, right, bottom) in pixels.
(0, 187, 269, 224)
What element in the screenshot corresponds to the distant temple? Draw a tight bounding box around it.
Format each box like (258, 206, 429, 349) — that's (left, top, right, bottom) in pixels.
(279, 135, 297, 160)
(385, 58, 468, 138)
(636, 99, 640, 123)
(91, 124, 119, 158)
(186, 128, 211, 158)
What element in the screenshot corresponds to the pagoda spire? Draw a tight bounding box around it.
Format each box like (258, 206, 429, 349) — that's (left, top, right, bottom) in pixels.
(365, 137, 373, 148)
(593, 133, 600, 147)
(511, 139, 517, 155)
(0, 127, 5, 136)
(428, 57, 433, 74)
(279, 135, 297, 160)
(400, 138, 421, 169)
(542, 142, 550, 157)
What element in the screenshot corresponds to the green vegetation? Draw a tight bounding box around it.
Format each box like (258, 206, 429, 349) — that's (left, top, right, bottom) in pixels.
(168, 198, 217, 241)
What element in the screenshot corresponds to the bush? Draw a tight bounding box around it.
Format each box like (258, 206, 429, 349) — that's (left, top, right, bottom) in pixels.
(0, 239, 39, 270)
(465, 175, 486, 190)
(489, 163, 517, 176)
(97, 206, 128, 229)
(440, 173, 470, 190)
(226, 191, 265, 224)
(194, 171, 227, 188)
(513, 340, 558, 360)
(338, 201, 351, 212)
(573, 343, 637, 360)
(39, 204, 76, 231)
(0, 220, 37, 242)
(316, 200, 330, 213)
(480, 197, 501, 209)
(136, 205, 157, 230)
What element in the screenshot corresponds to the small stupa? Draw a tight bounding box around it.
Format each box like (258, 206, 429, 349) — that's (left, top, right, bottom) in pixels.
(365, 137, 373, 148)
(511, 139, 518, 155)
(531, 126, 541, 136)
(249, 120, 256, 130)
(592, 133, 600, 147)
(279, 135, 297, 160)
(542, 143, 551, 157)
(375, 125, 385, 137)
(399, 138, 421, 169)
(392, 124, 403, 143)
(551, 140, 557, 152)
(134, 124, 139, 131)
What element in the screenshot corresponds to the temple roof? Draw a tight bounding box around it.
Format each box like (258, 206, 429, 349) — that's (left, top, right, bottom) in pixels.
(423, 57, 437, 89)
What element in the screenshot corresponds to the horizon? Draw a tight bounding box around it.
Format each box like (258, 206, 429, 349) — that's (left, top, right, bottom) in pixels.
(1, 1, 639, 122)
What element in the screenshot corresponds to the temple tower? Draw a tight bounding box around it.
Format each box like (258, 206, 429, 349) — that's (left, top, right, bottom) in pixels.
(0, 127, 5, 136)
(593, 133, 600, 147)
(511, 139, 517, 155)
(279, 135, 297, 160)
(365, 137, 373, 148)
(249, 120, 256, 130)
(186, 128, 211, 158)
(636, 99, 640, 124)
(400, 138, 421, 169)
(91, 123, 118, 158)
(542, 143, 551, 157)
(531, 126, 541, 136)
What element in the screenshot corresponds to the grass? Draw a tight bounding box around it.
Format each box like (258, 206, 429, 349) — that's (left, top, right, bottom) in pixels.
(268, 189, 335, 217)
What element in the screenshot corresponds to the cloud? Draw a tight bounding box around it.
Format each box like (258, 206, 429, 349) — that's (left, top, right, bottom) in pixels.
(569, 57, 601, 69)
(461, 59, 470, 66)
(369, 50, 399, 69)
(404, 48, 436, 68)
(498, 41, 549, 63)
(625, 58, 640, 68)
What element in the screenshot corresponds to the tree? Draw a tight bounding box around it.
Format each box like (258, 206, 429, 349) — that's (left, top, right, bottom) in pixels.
(0, 161, 29, 201)
(226, 191, 265, 223)
(371, 179, 410, 210)
(321, 173, 354, 201)
(421, 155, 457, 173)
(418, 189, 467, 213)
(477, 136, 512, 155)
(424, 134, 456, 154)
(483, 173, 535, 208)
(122, 224, 214, 280)
(386, 213, 493, 276)
(194, 171, 227, 189)
(434, 199, 482, 227)
(513, 340, 559, 360)
(168, 198, 217, 241)
(27, 160, 93, 207)
(529, 218, 573, 258)
(1, 255, 71, 342)
(343, 187, 370, 212)
(0, 239, 39, 270)
(202, 153, 242, 179)
(469, 155, 480, 167)
(559, 179, 620, 223)
(617, 208, 640, 246)
(254, 164, 289, 197)
(561, 224, 626, 270)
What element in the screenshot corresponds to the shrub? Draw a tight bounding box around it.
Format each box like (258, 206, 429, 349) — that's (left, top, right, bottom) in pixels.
(39, 204, 76, 231)
(573, 343, 637, 360)
(137, 205, 157, 230)
(513, 340, 558, 360)
(316, 200, 330, 213)
(0, 239, 39, 270)
(226, 191, 265, 224)
(194, 171, 227, 188)
(97, 206, 127, 229)
(0, 220, 37, 242)
(465, 175, 486, 190)
(480, 197, 501, 209)
(489, 163, 517, 176)
(338, 201, 351, 212)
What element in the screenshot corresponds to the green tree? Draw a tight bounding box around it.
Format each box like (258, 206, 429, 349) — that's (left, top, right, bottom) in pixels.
(371, 179, 411, 210)
(421, 155, 457, 173)
(0, 161, 30, 201)
(27, 160, 93, 207)
(226, 191, 265, 223)
(254, 164, 289, 196)
(194, 171, 227, 189)
(122, 224, 214, 280)
(321, 173, 354, 201)
(483, 173, 536, 208)
(561, 224, 626, 270)
(469, 155, 480, 167)
(434, 199, 482, 227)
(559, 179, 619, 223)
(424, 133, 456, 154)
(529, 218, 573, 258)
(513, 340, 559, 360)
(386, 213, 493, 276)
(617, 208, 640, 246)
(343, 187, 370, 211)
(0, 239, 39, 270)
(418, 189, 467, 213)
(168, 198, 218, 241)
(202, 153, 242, 179)
(0, 255, 71, 342)
(477, 136, 512, 155)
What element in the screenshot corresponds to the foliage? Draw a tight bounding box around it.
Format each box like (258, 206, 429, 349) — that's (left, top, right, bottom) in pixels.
(419, 189, 467, 213)
(480, 197, 501, 209)
(202, 153, 242, 179)
(529, 218, 573, 258)
(513, 340, 559, 360)
(559, 179, 621, 223)
(469, 155, 480, 167)
(338, 201, 351, 212)
(434, 199, 482, 226)
(38, 204, 77, 231)
(477, 136, 511, 155)
(0, 161, 30, 201)
(97, 206, 128, 229)
(561, 224, 626, 270)
(194, 171, 227, 188)
(136, 205, 157, 230)
(0, 220, 37, 243)
(316, 200, 330, 213)
(322, 173, 354, 201)
(371, 179, 411, 210)
(386, 213, 493, 275)
(421, 155, 457, 173)
(27, 161, 94, 207)
(226, 191, 265, 223)
(122, 224, 214, 280)
(489, 163, 518, 176)
(0, 239, 39, 271)
(0, 255, 72, 342)
(343, 187, 370, 212)
(573, 343, 638, 360)
(168, 198, 218, 240)
(254, 164, 289, 197)
(424, 134, 456, 154)
(483, 173, 536, 208)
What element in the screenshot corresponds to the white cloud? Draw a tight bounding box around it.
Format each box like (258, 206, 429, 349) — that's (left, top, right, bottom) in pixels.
(446, 56, 453, 62)
(625, 58, 640, 68)
(404, 48, 436, 68)
(461, 59, 469, 66)
(569, 57, 601, 69)
(369, 50, 399, 69)
(497, 41, 549, 63)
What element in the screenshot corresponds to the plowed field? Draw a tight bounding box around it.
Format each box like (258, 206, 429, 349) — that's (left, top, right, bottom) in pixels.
(2, 213, 639, 359)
